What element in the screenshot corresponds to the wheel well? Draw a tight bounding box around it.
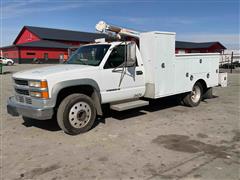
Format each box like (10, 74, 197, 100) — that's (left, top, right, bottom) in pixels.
(195, 79, 207, 93)
(56, 85, 94, 108)
(55, 85, 102, 115)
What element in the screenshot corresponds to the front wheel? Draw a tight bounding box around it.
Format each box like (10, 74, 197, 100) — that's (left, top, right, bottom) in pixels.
(57, 93, 96, 135)
(183, 82, 203, 107)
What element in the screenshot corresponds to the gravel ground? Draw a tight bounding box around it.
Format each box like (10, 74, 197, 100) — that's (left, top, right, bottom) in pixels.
(0, 64, 239, 180)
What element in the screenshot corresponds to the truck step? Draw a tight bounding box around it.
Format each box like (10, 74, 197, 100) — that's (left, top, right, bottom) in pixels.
(110, 100, 149, 111)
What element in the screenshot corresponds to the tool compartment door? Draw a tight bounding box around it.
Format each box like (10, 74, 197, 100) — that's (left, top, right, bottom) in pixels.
(154, 33, 175, 97)
(140, 31, 176, 98)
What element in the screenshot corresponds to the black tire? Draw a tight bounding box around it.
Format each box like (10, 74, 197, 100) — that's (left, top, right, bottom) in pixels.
(57, 93, 96, 135)
(183, 82, 203, 107)
(203, 88, 213, 99)
(7, 61, 13, 66)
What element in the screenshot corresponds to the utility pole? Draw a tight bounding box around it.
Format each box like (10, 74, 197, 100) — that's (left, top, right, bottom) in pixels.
(230, 51, 233, 73)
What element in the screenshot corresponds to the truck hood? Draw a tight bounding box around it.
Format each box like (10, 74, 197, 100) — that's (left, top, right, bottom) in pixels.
(13, 64, 97, 80)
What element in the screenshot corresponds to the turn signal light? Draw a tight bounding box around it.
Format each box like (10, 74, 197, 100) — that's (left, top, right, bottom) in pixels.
(40, 81, 48, 88)
(30, 91, 49, 99)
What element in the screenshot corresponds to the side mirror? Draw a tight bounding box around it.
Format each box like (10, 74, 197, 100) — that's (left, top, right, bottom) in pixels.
(126, 42, 136, 67)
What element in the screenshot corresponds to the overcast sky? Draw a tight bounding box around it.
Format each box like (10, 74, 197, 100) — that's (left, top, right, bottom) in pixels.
(1, 0, 239, 49)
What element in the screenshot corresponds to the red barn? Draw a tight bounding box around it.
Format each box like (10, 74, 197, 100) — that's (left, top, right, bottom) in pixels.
(0, 26, 226, 63)
(0, 26, 108, 63)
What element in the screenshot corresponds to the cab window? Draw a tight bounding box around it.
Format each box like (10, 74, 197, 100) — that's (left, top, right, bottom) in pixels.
(104, 46, 125, 69)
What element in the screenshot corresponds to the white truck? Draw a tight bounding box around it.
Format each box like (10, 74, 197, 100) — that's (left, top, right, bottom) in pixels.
(7, 21, 227, 135)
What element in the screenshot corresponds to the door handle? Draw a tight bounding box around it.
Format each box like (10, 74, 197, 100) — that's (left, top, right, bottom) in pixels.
(161, 63, 165, 68)
(136, 71, 143, 75)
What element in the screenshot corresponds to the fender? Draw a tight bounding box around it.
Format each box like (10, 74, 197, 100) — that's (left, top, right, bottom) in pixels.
(51, 79, 103, 115)
(193, 79, 207, 89)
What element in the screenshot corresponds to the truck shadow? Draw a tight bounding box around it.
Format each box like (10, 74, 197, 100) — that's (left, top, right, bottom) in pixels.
(22, 118, 61, 131)
(97, 94, 218, 123)
(21, 95, 218, 132)
(21, 96, 181, 132)
(99, 95, 182, 122)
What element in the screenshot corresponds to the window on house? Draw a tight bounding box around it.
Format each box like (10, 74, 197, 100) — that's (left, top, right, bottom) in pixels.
(44, 53, 48, 61)
(59, 54, 64, 63)
(59, 54, 64, 60)
(190, 50, 201, 53)
(26, 52, 36, 55)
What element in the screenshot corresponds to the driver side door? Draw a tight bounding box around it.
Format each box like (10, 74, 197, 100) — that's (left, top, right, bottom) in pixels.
(100, 45, 145, 103)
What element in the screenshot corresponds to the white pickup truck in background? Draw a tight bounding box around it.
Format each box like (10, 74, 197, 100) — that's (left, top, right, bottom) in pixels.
(7, 21, 227, 135)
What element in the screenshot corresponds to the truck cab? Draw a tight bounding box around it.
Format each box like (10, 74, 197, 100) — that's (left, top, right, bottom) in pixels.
(7, 41, 147, 135)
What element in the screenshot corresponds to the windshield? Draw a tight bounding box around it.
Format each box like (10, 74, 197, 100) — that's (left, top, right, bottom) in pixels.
(66, 45, 110, 66)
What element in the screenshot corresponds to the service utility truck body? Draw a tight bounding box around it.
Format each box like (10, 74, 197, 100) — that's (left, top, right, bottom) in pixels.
(7, 22, 227, 135)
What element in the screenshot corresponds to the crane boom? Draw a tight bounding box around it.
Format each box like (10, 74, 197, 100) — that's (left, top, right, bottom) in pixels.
(95, 21, 140, 39)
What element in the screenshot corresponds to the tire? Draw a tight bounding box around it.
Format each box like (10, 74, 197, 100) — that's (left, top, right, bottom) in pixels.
(183, 82, 203, 107)
(203, 88, 213, 99)
(57, 93, 96, 135)
(7, 61, 13, 66)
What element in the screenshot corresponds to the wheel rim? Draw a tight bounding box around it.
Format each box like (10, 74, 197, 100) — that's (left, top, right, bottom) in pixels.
(191, 85, 201, 103)
(68, 101, 91, 128)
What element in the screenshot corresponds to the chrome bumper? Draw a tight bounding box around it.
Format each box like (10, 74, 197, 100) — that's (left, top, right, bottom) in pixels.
(7, 96, 54, 120)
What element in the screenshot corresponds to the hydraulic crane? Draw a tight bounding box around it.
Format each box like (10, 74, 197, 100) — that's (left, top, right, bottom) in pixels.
(95, 21, 140, 39)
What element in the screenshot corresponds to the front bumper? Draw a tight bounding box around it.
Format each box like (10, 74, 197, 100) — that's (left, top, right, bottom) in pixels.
(7, 96, 54, 120)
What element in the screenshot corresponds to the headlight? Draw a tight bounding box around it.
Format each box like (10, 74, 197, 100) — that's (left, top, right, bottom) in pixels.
(29, 80, 48, 88)
(29, 81, 41, 88)
(30, 91, 49, 99)
(29, 80, 49, 99)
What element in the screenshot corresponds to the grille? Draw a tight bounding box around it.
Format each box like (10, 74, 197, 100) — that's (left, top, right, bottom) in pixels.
(16, 96, 32, 104)
(16, 95, 24, 103)
(15, 88, 29, 96)
(25, 97, 32, 104)
(15, 79, 28, 86)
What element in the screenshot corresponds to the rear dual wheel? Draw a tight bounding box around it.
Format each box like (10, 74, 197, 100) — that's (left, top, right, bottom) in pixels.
(183, 82, 203, 107)
(57, 93, 96, 135)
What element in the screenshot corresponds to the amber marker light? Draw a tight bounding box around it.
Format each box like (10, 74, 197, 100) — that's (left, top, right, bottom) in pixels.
(30, 91, 49, 99)
(40, 81, 48, 88)
(41, 91, 49, 99)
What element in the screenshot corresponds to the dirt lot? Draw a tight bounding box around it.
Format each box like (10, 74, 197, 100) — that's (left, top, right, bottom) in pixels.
(1, 64, 239, 180)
